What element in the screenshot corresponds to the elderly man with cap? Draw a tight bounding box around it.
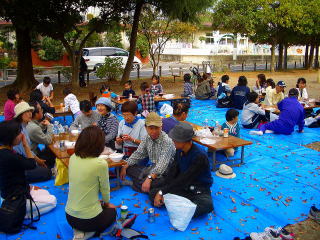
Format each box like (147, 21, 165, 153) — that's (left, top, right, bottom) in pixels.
(264, 80, 286, 106)
(150, 122, 213, 218)
(253, 88, 305, 135)
(96, 97, 118, 149)
(13, 101, 52, 182)
(120, 112, 176, 193)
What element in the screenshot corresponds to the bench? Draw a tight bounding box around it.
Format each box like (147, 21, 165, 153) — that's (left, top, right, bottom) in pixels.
(169, 66, 183, 82)
(185, 121, 253, 171)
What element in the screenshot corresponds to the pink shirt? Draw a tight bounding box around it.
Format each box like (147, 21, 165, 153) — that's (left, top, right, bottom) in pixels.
(4, 99, 16, 120)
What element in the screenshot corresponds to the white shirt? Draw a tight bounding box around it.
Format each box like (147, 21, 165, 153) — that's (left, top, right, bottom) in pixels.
(296, 88, 308, 100)
(36, 83, 53, 97)
(64, 94, 80, 115)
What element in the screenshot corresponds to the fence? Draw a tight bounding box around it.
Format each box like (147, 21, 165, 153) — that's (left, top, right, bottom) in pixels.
(0, 60, 310, 87)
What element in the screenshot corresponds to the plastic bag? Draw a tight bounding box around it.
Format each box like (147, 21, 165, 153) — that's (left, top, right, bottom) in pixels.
(160, 103, 173, 116)
(194, 128, 213, 138)
(54, 158, 69, 186)
(163, 193, 197, 231)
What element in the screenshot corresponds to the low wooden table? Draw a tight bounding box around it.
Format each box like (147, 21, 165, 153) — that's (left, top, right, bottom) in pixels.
(54, 105, 74, 120)
(303, 102, 320, 110)
(49, 133, 126, 191)
(185, 121, 253, 171)
(111, 95, 190, 114)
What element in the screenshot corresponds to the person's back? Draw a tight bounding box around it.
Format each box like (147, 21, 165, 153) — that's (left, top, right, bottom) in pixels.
(66, 154, 109, 218)
(277, 97, 304, 130)
(195, 80, 211, 100)
(162, 117, 179, 134)
(231, 85, 250, 109)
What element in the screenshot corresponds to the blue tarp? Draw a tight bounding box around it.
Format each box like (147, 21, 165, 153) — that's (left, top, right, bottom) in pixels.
(1, 99, 319, 240)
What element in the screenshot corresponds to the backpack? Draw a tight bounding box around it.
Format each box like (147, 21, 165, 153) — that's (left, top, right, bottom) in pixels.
(101, 214, 149, 239)
(0, 189, 40, 234)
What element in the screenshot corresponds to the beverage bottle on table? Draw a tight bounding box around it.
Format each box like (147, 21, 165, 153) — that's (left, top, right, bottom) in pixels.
(53, 121, 59, 135)
(78, 124, 82, 133)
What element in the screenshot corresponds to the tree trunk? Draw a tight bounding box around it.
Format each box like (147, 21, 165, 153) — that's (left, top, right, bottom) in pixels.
(283, 44, 288, 70)
(308, 44, 315, 69)
(232, 33, 237, 61)
(278, 43, 283, 70)
(270, 43, 276, 72)
(315, 44, 319, 69)
(13, 27, 37, 90)
(304, 44, 309, 69)
(70, 52, 80, 88)
(121, 0, 144, 83)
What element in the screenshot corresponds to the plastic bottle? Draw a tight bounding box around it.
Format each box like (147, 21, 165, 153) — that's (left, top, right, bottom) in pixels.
(53, 121, 59, 135)
(78, 124, 82, 133)
(214, 121, 221, 136)
(203, 118, 209, 129)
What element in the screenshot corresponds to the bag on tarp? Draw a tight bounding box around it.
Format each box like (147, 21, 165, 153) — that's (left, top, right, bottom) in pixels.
(160, 103, 173, 116)
(54, 158, 69, 186)
(163, 193, 197, 231)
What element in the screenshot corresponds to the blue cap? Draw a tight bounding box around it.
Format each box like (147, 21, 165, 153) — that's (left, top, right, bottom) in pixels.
(95, 97, 114, 109)
(277, 81, 286, 87)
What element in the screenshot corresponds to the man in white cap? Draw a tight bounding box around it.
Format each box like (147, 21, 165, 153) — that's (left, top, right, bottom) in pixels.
(120, 112, 175, 193)
(13, 101, 52, 183)
(151, 122, 213, 218)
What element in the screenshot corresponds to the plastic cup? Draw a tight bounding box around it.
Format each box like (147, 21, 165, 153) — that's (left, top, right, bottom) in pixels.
(223, 128, 229, 138)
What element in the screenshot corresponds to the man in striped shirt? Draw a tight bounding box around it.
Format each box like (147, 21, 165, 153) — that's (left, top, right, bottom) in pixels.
(120, 112, 176, 193)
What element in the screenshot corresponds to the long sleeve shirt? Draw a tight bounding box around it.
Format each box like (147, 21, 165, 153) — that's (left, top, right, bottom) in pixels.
(117, 118, 147, 148)
(126, 131, 175, 176)
(70, 111, 101, 131)
(64, 93, 80, 115)
(0, 149, 36, 199)
(137, 93, 156, 113)
(122, 89, 136, 98)
(231, 86, 250, 110)
(277, 97, 305, 132)
(66, 155, 110, 219)
(183, 82, 193, 96)
(98, 113, 119, 145)
(296, 88, 308, 100)
(4, 99, 15, 121)
(265, 88, 284, 106)
(26, 120, 53, 153)
(160, 144, 213, 195)
(241, 102, 266, 126)
(13, 123, 36, 157)
(151, 83, 163, 95)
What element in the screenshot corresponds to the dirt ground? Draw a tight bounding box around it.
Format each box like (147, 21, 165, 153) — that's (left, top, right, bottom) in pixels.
(0, 69, 320, 110)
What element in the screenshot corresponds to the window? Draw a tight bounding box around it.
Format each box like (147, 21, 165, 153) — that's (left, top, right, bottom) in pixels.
(82, 49, 89, 56)
(115, 50, 129, 57)
(88, 49, 102, 56)
(239, 39, 245, 45)
(205, 33, 215, 44)
(101, 48, 115, 56)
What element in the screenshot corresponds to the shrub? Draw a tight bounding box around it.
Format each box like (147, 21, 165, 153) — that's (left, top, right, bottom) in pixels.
(104, 32, 123, 49)
(60, 67, 72, 81)
(38, 37, 64, 61)
(96, 57, 124, 81)
(0, 57, 11, 69)
(136, 34, 149, 58)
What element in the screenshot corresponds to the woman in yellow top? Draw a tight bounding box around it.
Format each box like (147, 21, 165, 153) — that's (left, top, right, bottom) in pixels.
(65, 126, 116, 239)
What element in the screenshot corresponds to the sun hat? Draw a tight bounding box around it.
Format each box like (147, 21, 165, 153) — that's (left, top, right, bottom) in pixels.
(169, 122, 194, 142)
(145, 112, 162, 127)
(215, 164, 236, 179)
(14, 101, 34, 118)
(277, 81, 286, 87)
(95, 97, 114, 110)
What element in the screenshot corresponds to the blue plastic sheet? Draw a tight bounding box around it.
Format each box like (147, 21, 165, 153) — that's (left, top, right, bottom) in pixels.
(1, 99, 320, 240)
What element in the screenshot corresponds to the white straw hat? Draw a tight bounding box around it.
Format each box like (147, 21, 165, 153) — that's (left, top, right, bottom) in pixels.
(14, 101, 34, 118)
(215, 164, 236, 179)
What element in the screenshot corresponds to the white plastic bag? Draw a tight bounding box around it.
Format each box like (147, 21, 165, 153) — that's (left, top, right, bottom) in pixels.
(163, 193, 197, 231)
(194, 128, 213, 138)
(160, 103, 173, 116)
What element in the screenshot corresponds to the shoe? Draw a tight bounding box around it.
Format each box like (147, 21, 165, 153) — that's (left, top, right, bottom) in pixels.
(264, 227, 294, 240)
(265, 130, 274, 134)
(249, 130, 264, 136)
(121, 179, 133, 186)
(73, 229, 95, 240)
(309, 206, 320, 223)
(250, 229, 281, 240)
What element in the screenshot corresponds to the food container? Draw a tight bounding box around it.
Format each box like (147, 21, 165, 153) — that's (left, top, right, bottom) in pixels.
(120, 205, 128, 219)
(223, 128, 229, 138)
(109, 153, 124, 162)
(64, 141, 76, 149)
(71, 130, 79, 135)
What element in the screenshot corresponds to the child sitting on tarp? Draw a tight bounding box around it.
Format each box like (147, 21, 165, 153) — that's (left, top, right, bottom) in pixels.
(100, 84, 117, 99)
(251, 88, 305, 135)
(220, 109, 240, 157)
(216, 75, 232, 108)
(182, 73, 193, 97)
(241, 92, 275, 129)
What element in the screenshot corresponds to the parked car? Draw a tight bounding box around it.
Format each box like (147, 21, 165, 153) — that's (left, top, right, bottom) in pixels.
(82, 47, 142, 71)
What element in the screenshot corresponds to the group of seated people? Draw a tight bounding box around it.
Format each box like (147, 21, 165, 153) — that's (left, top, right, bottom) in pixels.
(0, 72, 316, 238)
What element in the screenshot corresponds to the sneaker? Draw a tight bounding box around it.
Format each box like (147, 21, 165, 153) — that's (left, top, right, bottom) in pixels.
(250, 229, 281, 240)
(73, 229, 95, 240)
(265, 130, 274, 134)
(264, 227, 294, 240)
(249, 130, 264, 136)
(309, 206, 320, 223)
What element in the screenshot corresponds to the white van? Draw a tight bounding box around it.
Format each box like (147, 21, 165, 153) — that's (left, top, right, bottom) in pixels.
(82, 47, 142, 71)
